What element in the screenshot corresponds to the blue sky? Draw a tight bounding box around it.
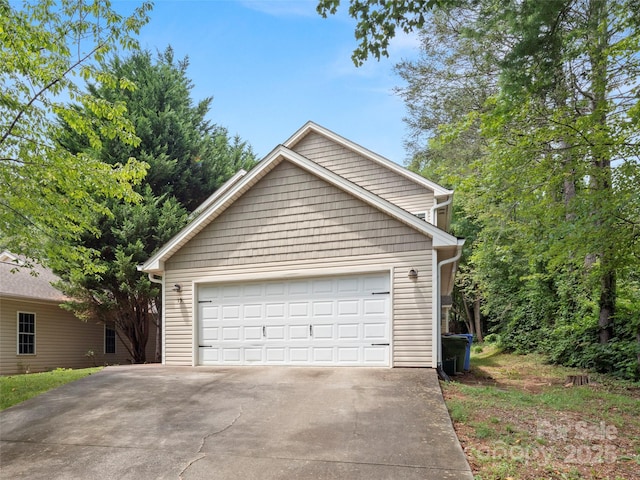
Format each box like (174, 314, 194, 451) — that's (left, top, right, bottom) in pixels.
(116, 0, 420, 163)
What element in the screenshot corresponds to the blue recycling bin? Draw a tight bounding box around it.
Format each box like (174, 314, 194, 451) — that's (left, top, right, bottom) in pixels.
(453, 334, 473, 371)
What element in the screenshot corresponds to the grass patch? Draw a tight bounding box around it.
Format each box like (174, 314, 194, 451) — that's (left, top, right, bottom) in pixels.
(1, 367, 102, 410)
(442, 346, 640, 479)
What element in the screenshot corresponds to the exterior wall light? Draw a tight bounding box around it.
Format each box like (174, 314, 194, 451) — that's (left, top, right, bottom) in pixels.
(408, 269, 418, 280)
(172, 284, 182, 292)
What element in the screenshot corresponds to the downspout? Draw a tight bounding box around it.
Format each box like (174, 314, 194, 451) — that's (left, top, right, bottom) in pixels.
(436, 240, 465, 368)
(429, 195, 452, 227)
(147, 273, 165, 365)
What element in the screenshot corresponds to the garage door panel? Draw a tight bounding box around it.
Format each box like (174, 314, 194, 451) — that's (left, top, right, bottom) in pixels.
(364, 323, 386, 339)
(364, 276, 388, 291)
(364, 346, 387, 363)
(266, 347, 285, 362)
(338, 347, 359, 362)
(312, 279, 333, 294)
(266, 283, 285, 295)
(266, 303, 285, 318)
(223, 285, 242, 298)
(338, 324, 359, 339)
(202, 327, 219, 341)
(338, 300, 359, 315)
(222, 305, 240, 319)
(288, 303, 308, 317)
(266, 325, 285, 339)
(243, 304, 262, 318)
(289, 282, 309, 295)
(244, 348, 263, 363)
(244, 284, 262, 297)
(313, 347, 334, 362)
(198, 273, 390, 366)
(289, 324, 310, 340)
(222, 349, 241, 362)
(243, 326, 262, 341)
(202, 305, 219, 318)
(222, 327, 240, 340)
(364, 298, 387, 315)
(337, 277, 358, 293)
(289, 347, 309, 362)
(199, 347, 219, 363)
(312, 301, 333, 316)
(312, 324, 333, 339)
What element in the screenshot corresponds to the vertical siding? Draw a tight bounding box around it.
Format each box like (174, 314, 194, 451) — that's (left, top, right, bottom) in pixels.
(291, 132, 435, 216)
(0, 299, 136, 375)
(162, 161, 435, 367)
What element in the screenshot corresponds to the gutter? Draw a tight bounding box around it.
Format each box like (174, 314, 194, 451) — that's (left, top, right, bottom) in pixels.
(146, 272, 165, 365)
(436, 239, 465, 367)
(429, 195, 452, 227)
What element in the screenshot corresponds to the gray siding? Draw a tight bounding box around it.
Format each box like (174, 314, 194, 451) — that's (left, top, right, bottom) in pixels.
(291, 132, 435, 216)
(163, 161, 434, 367)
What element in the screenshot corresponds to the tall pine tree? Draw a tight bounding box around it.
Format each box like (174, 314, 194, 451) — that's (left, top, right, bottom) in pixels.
(55, 47, 257, 363)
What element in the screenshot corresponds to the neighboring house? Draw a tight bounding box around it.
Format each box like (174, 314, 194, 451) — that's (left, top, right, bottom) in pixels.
(0, 251, 138, 374)
(140, 122, 464, 368)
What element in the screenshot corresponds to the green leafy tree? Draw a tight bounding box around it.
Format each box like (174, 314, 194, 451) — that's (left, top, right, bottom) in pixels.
(55, 48, 257, 363)
(394, 8, 501, 340)
(324, 0, 640, 377)
(317, 0, 452, 65)
(0, 0, 152, 269)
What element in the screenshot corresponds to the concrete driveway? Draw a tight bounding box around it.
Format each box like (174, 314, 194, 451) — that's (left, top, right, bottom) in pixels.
(0, 366, 472, 479)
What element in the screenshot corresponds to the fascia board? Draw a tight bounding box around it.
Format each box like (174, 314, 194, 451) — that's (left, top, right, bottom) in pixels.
(140, 150, 286, 273)
(189, 169, 247, 218)
(284, 121, 454, 197)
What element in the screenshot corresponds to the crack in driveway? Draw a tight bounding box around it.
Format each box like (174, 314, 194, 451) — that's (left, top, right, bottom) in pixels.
(179, 408, 243, 479)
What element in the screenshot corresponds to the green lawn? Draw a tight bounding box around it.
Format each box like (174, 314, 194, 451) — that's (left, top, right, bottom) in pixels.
(0, 367, 102, 410)
(442, 345, 640, 480)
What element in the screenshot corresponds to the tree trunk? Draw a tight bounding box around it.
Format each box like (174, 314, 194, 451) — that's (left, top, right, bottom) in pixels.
(637, 323, 640, 378)
(462, 295, 474, 336)
(598, 269, 615, 343)
(473, 297, 483, 342)
(588, 0, 616, 344)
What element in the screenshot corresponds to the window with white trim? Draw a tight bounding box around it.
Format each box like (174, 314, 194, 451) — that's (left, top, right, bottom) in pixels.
(17, 312, 35, 355)
(105, 325, 116, 354)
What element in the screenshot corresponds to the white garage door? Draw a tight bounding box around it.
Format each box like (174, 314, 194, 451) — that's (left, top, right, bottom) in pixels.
(197, 273, 390, 366)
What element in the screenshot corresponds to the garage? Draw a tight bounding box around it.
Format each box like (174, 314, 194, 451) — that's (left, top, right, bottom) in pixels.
(197, 273, 390, 366)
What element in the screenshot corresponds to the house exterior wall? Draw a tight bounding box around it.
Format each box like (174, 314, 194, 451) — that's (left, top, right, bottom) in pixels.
(163, 161, 434, 367)
(0, 298, 134, 375)
(290, 132, 435, 217)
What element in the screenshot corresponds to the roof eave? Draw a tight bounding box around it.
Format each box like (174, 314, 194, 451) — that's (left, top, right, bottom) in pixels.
(284, 121, 454, 197)
(140, 143, 461, 274)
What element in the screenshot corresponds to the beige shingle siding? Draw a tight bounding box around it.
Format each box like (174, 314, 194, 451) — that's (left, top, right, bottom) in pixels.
(166, 162, 430, 270)
(162, 161, 434, 367)
(291, 132, 435, 215)
(0, 299, 133, 374)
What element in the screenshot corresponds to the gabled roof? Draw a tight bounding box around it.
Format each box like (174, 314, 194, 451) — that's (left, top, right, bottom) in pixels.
(140, 145, 460, 274)
(0, 252, 68, 302)
(284, 121, 454, 198)
(189, 168, 247, 218)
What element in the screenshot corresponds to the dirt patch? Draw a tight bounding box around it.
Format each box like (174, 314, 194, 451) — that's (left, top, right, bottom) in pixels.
(442, 351, 640, 480)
